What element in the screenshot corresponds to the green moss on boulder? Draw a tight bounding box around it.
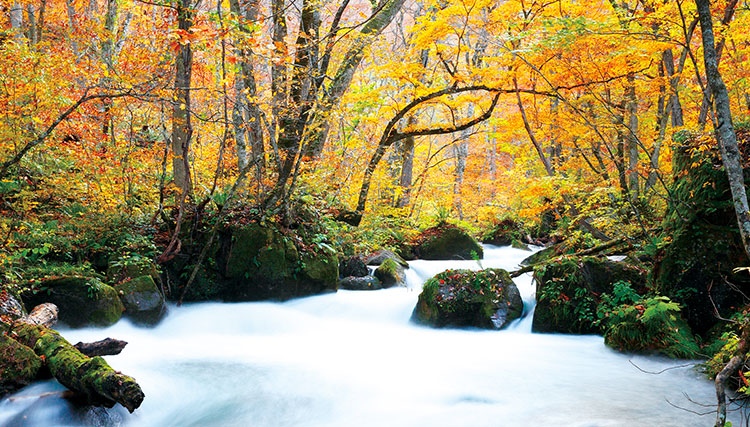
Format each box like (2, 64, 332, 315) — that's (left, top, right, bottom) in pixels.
(532, 256, 647, 334)
(652, 136, 750, 336)
(0, 335, 43, 397)
(115, 275, 166, 324)
(603, 296, 700, 358)
(218, 223, 338, 301)
(412, 268, 522, 329)
(374, 258, 406, 288)
(413, 223, 483, 260)
(22, 277, 124, 328)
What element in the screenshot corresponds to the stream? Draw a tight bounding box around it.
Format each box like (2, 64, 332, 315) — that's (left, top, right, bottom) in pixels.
(0, 245, 742, 426)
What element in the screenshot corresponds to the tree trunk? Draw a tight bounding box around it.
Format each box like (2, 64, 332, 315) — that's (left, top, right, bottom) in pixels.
(698, 0, 738, 128)
(229, 0, 264, 185)
(625, 72, 639, 199)
(8, 304, 144, 413)
(697, 0, 750, 263)
(172, 0, 197, 197)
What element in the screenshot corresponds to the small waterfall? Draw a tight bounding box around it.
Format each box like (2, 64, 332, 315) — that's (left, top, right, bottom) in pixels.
(0, 245, 738, 426)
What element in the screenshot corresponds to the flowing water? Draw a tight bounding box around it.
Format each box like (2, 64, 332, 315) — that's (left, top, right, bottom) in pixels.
(0, 245, 742, 426)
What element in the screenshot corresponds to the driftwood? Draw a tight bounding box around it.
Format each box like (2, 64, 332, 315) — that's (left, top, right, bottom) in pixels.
(10, 304, 144, 413)
(74, 338, 128, 357)
(23, 303, 59, 327)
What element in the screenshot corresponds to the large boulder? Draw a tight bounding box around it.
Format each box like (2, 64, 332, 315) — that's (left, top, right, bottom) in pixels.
(602, 296, 700, 358)
(412, 223, 483, 260)
(106, 255, 161, 285)
(532, 256, 647, 334)
(365, 249, 409, 268)
(374, 258, 406, 288)
(339, 256, 369, 278)
(22, 277, 124, 328)
(114, 275, 166, 324)
(0, 335, 43, 397)
(212, 223, 338, 301)
(412, 268, 523, 329)
(481, 218, 526, 246)
(652, 134, 750, 336)
(339, 276, 382, 291)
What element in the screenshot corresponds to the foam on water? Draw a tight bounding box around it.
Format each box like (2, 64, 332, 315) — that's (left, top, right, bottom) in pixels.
(0, 245, 741, 426)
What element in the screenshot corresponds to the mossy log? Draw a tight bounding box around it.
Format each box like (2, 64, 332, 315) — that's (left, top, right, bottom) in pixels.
(10, 306, 144, 413)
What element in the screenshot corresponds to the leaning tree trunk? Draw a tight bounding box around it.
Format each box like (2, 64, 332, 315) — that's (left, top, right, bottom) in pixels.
(697, 0, 750, 263)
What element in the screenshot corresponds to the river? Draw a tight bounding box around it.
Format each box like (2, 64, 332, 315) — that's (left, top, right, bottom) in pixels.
(0, 245, 741, 426)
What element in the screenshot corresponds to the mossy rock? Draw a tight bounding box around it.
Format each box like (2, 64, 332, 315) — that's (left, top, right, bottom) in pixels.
(106, 256, 161, 285)
(481, 218, 525, 246)
(602, 296, 700, 359)
(165, 252, 224, 302)
(413, 224, 483, 260)
(22, 277, 124, 328)
(412, 268, 522, 329)
(339, 256, 369, 278)
(652, 137, 750, 336)
(300, 250, 339, 289)
(365, 249, 409, 268)
(532, 256, 647, 334)
(374, 258, 406, 288)
(219, 223, 338, 301)
(0, 335, 43, 397)
(115, 275, 166, 325)
(339, 275, 382, 291)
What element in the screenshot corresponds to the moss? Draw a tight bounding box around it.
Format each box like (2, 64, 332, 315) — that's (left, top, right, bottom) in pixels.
(301, 251, 338, 287)
(652, 135, 750, 336)
(0, 335, 43, 396)
(115, 275, 165, 324)
(106, 255, 160, 285)
(374, 258, 404, 287)
(414, 224, 483, 260)
(412, 268, 522, 329)
(14, 323, 144, 412)
(532, 256, 647, 334)
(603, 296, 700, 359)
(225, 224, 274, 279)
(22, 277, 124, 328)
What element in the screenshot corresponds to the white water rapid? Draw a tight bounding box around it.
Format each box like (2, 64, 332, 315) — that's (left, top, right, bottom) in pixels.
(0, 245, 742, 426)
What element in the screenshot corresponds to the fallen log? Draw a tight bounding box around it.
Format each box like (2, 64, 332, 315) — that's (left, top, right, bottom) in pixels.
(8, 303, 144, 413)
(74, 338, 128, 357)
(24, 303, 58, 327)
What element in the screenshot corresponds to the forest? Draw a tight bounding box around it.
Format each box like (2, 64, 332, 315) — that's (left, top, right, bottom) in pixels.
(1, 0, 750, 425)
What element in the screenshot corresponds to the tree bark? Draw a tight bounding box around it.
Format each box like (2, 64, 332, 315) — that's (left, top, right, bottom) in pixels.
(172, 0, 198, 197)
(74, 338, 128, 357)
(698, 0, 738, 128)
(697, 0, 750, 264)
(8, 305, 143, 412)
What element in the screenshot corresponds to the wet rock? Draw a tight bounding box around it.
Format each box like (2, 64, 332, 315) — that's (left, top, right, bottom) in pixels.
(339, 276, 382, 291)
(365, 249, 409, 268)
(374, 258, 406, 288)
(412, 268, 522, 329)
(339, 256, 369, 278)
(115, 275, 166, 324)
